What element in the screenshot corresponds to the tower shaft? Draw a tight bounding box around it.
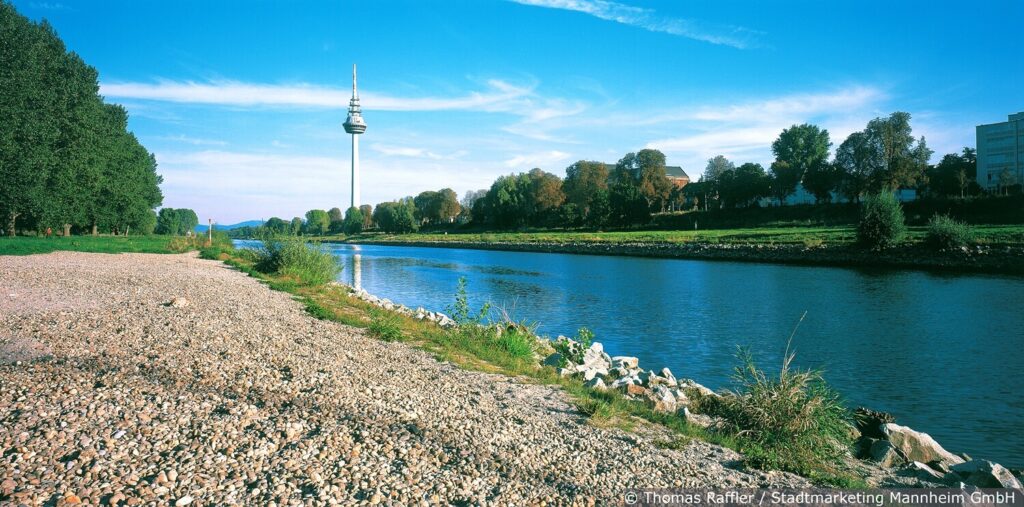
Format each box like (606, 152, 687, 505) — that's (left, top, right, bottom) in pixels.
(351, 134, 360, 209)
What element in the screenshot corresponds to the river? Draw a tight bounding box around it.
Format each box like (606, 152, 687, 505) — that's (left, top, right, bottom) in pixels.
(239, 240, 1024, 467)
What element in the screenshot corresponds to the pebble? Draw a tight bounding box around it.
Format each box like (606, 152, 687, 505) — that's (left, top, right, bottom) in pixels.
(0, 251, 810, 505)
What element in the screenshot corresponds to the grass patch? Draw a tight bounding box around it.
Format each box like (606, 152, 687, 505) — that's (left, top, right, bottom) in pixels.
(0, 234, 222, 256)
(343, 223, 1024, 249)
(701, 314, 859, 486)
(368, 310, 405, 342)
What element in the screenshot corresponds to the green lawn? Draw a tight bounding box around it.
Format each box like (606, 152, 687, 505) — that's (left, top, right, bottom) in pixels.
(345, 224, 1024, 247)
(0, 235, 206, 256)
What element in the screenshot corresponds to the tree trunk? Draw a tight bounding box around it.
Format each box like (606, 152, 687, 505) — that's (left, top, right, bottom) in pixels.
(125, 225, 130, 236)
(6, 211, 17, 237)
(92, 222, 97, 236)
(63, 223, 71, 237)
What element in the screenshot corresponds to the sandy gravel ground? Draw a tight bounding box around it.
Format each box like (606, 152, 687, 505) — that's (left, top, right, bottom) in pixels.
(0, 251, 807, 506)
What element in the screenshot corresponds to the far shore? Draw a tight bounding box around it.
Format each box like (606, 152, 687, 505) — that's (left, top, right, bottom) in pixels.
(325, 236, 1024, 275)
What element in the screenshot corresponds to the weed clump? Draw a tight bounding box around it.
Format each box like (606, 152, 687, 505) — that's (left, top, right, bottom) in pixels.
(708, 345, 854, 483)
(255, 237, 341, 286)
(926, 214, 974, 250)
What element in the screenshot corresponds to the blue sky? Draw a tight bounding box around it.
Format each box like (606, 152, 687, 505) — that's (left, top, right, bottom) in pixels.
(15, 0, 1024, 223)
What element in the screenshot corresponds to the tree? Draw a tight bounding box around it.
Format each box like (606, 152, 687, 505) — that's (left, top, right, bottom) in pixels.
(770, 124, 831, 203)
(608, 183, 649, 226)
(863, 112, 932, 190)
(328, 207, 344, 234)
(834, 131, 876, 203)
(155, 208, 180, 235)
(265, 217, 289, 235)
(801, 162, 843, 203)
(525, 168, 565, 226)
(304, 209, 330, 235)
(927, 149, 977, 198)
(359, 204, 373, 229)
(703, 155, 735, 182)
(614, 150, 672, 211)
(413, 190, 440, 224)
(436, 188, 461, 223)
(562, 160, 609, 221)
(481, 174, 530, 228)
(342, 207, 363, 235)
(154, 208, 197, 235)
(373, 201, 418, 233)
(290, 217, 303, 235)
(720, 163, 771, 208)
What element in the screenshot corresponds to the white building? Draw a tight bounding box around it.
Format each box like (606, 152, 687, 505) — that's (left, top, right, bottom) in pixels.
(976, 112, 1024, 191)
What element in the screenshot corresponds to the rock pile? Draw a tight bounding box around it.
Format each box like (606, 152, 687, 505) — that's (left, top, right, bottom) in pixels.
(544, 336, 722, 429)
(854, 411, 1022, 488)
(346, 286, 456, 328)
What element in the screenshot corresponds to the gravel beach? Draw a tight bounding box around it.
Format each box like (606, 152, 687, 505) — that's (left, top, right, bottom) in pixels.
(0, 251, 807, 506)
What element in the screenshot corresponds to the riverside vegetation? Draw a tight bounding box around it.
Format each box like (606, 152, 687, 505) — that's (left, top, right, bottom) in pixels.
(203, 238, 1024, 488)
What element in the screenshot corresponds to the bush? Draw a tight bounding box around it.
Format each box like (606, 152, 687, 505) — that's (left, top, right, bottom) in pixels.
(857, 192, 906, 249)
(255, 237, 341, 286)
(708, 346, 854, 481)
(926, 214, 974, 250)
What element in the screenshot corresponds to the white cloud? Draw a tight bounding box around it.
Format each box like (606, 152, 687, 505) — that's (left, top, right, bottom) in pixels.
(504, 150, 572, 168)
(370, 143, 468, 160)
(508, 0, 758, 48)
(101, 79, 533, 112)
(156, 134, 227, 146)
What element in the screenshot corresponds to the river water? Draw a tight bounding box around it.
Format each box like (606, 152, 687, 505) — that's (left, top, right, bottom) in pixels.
(238, 240, 1024, 466)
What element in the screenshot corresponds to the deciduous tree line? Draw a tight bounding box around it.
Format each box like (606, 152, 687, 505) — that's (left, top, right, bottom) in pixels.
(1, 3, 163, 236)
(689, 112, 973, 210)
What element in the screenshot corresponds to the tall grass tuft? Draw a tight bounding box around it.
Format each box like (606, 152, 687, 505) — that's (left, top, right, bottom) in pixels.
(926, 213, 975, 250)
(708, 315, 855, 483)
(254, 236, 341, 286)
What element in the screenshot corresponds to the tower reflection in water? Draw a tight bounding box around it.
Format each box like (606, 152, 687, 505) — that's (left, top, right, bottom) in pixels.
(351, 248, 362, 291)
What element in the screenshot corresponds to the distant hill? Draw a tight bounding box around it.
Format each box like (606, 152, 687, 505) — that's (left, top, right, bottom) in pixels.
(195, 220, 264, 232)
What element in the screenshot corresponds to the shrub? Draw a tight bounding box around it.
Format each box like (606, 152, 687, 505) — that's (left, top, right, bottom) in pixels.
(708, 346, 854, 481)
(857, 192, 906, 249)
(255, 237, 341, 286)
(926, 214, 974, 250)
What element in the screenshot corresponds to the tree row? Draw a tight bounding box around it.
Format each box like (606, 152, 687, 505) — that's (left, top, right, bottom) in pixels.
(1, 3, 163, 236)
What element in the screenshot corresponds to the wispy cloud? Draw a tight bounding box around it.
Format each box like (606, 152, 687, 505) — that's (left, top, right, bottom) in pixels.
(156, 134, 227, 146)
(101, 79, 532, 112)
(103, 77, 590, 143)
(504, 150, 572, 168)
(370, 143, 468, 160)
(508, 0, 759, 49)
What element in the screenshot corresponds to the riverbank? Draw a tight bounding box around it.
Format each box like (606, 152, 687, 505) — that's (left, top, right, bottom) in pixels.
(340, 233, 1024, 275)
(1, 251, 813, 505)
